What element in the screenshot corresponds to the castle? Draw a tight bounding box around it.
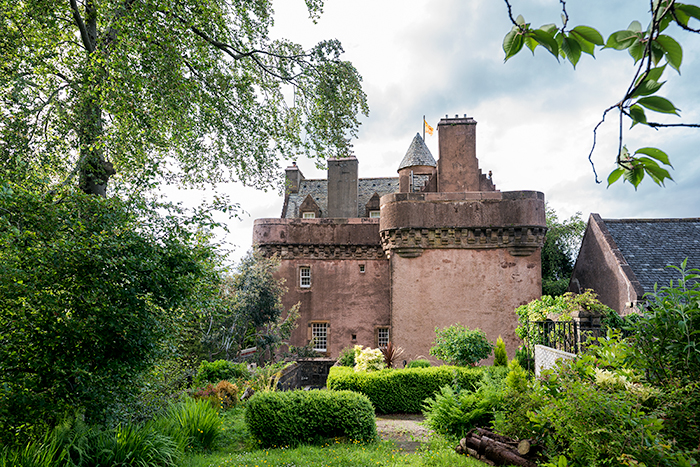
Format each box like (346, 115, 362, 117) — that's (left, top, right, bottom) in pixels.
(253, 116, 546, 362)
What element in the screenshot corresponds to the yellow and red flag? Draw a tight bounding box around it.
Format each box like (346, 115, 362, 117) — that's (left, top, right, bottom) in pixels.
(424, 119, 434, 136)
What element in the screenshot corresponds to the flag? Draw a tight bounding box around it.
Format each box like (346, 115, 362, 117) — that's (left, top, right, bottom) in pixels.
(424, 119, 434, 136)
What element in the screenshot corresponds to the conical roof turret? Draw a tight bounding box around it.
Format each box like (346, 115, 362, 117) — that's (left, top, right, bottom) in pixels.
(398, 133, 436, 170)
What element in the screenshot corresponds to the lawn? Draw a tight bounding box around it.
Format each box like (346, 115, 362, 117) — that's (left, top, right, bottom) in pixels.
(177, 408, 487, 467)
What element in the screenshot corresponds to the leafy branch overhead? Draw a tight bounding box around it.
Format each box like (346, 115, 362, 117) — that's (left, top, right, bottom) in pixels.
(503, 0, 700, 189)
(0, 0, 368, 196)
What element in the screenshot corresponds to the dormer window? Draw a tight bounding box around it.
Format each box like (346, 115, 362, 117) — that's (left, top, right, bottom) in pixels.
(302, 212, 316, 219)
(369, 210, 380, 218)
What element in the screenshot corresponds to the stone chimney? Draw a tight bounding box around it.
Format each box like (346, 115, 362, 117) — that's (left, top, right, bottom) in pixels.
(285, 162, 304, 194)
(327, 157, 359, 218)
(437, 115, 480, 192)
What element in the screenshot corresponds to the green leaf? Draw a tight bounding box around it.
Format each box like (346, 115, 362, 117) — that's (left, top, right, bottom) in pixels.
(636, 96, 680, 115)
(628, 38, 645, 63)
(607, 168, 624, 187)
(540, 23, 558, 35)
(530, 29, 559, 59)
(675, 4, 700, 26)
(605, 30, 638, 50)
(629, 78, 664, 99)
(570, 25, 604, 46)
(643, 164, 673, 186)
(635, 65, 667, 85)
(623, 165, 645, 190)
(627, 20, 643, 32)
(525, 34, 538, 54)
(562, 36, 581, 68)
(634, 147, 672, 166)
(628, 105, 648, 127)
(650, 41, 665, 65)
(503, 29, 525, 61)
(515, 14, 526, 26)
(655, 35, 683, 73)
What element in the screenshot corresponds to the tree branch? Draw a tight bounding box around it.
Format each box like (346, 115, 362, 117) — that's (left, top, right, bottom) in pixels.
(69, 0, 94, 53)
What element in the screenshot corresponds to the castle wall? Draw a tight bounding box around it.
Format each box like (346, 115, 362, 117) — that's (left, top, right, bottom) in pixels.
(390, 247, 541, 363)
(380, 190, 546, 364)
(253, 218, 389, 359)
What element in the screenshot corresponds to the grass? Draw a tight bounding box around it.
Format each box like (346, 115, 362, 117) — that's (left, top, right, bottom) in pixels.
(177, 408, 488, 467)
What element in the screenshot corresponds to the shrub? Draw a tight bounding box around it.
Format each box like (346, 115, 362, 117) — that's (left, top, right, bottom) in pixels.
(195, 360, 250, 386)
(153, 398, 221, 452)
(493, 336, 507, 366)
(627, 260, 700, 387)
(423, 367, 508, 440)
(354, 346, 386, 372)
(244, 390, 377, 447)
(336, 346, 357, 367)
(192, 380, 239, 410)
(406, 359, 431, 369)
(381, 342, 404, 369)
(429, 324, 493, 366)
(327, 365, 485, 413)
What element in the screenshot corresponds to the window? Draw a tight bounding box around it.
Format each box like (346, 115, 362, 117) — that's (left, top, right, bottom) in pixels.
(311, 323, 328, 352)
(359, 264, 365, 273)
(299, 266, 311, 288)
(302, 212, 315, 219)
(369, 210, 380, 218)
(377, 327, 390, 349)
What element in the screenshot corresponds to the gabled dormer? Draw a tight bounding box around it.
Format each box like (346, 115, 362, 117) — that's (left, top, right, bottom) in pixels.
(299, 194, 322, 218)
(365, 193, 381, 218)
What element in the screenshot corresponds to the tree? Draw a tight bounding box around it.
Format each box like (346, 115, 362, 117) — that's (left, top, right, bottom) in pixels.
(542, 205, 585, 296)
(0, 0, 368, 196)
(429, 324, 494, 366)
(0, 185, 218, 438)
(502, 0, 700, 189)
(190, 249, 300, 364)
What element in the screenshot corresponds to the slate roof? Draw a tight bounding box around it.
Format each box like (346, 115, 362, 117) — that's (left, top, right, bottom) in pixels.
(398, 133, 436, 170)
(603, 218, 700, 293)
(282, 177, 399, 218)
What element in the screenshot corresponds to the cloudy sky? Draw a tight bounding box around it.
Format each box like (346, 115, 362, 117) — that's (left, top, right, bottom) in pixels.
(214, 0, 700, 265)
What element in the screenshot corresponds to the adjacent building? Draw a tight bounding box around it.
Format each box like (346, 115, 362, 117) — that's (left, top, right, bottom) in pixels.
(569, 214, 700, 314)
(253, 116, 547, 361)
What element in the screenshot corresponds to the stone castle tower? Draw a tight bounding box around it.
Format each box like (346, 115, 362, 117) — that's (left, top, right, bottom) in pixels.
(253, 115, 546, 362)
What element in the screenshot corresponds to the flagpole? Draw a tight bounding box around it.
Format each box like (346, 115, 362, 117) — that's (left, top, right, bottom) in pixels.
(423, 115, 425, 140)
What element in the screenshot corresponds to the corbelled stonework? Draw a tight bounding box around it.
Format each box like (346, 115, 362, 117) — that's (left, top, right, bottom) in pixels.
(380, 226, 546, 258)
(257, 244, 385, 260)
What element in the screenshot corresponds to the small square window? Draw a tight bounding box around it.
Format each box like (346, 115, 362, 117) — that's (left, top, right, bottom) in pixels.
(300, 266, 311, 288)
(369, 210, 380, 218)
(312, 323, 327, 352)
(359, 264, 365, 273)
(377, 327, 389, 349)
(302, 212, 316, 219)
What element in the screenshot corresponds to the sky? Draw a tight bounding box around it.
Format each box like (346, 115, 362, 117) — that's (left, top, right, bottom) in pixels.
(211, 0, 700, 266)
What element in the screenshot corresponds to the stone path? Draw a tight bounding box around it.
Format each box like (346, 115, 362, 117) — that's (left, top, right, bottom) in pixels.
(375, 414, 433, 453)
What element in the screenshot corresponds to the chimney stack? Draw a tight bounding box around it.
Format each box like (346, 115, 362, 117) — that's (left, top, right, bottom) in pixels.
(437, 116, 480, 192)
(327, 157, 359, 218)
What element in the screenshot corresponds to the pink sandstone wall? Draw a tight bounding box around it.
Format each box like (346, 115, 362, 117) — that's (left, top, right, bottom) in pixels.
(390, 248, 542, 364)
(253, 218, 390, 359)
(274, 257, 390, 358)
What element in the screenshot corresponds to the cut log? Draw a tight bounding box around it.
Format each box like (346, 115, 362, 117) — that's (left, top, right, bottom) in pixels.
(460, 433, 537, 467)
(475, 427, 518, 446)
(518, 439, 532, 456)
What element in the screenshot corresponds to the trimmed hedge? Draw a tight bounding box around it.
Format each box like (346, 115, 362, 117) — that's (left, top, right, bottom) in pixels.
(327, 366, 485, 413)
(244, 390, 377, 447)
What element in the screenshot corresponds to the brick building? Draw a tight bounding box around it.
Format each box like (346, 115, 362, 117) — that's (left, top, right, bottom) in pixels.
(253, 116, 547, 362)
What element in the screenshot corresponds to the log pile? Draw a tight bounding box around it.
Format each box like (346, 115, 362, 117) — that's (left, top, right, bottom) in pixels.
(455, 427, 540, 466)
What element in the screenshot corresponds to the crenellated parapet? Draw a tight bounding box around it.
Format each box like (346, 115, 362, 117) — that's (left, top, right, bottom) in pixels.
(380, 225, 546, 258)
(378, 190, 546, 258)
